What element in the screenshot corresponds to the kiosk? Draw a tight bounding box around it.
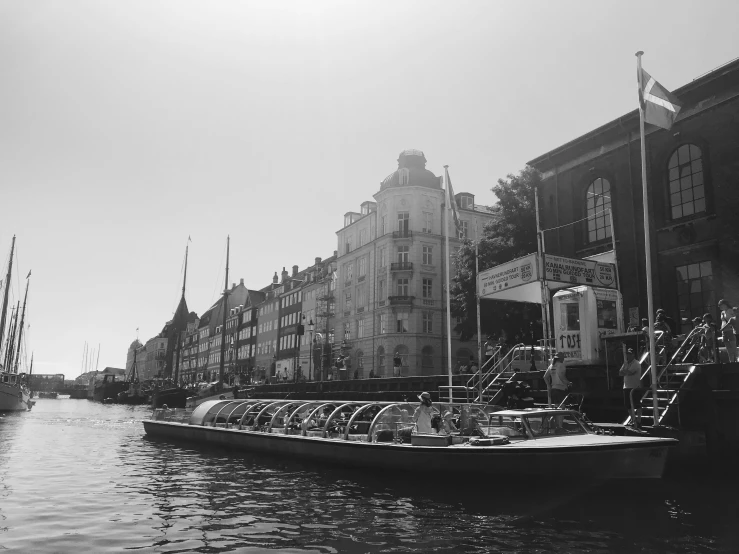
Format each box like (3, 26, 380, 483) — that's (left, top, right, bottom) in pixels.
(551, 285, 623, 364)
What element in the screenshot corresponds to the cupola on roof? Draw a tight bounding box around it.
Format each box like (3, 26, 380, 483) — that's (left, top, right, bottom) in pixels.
(380, 149, 441, 191)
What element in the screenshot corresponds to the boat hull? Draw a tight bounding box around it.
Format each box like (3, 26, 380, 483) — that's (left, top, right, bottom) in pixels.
(143, 420, 674, 479)
(0, 383, 30, 411)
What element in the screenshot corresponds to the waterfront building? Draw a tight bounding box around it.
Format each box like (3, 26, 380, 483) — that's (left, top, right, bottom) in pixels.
(298, 255, 337, 381)
(204, 279, 251, 381)
(125, 339, 144, 379)
(253, 275, 281, 382)
(235, 290, 265, 385)
(275, 266, 307, 381)
(527, 58, 739, 333)
(176, 314, 200, 383)
(334, 149, 495, 377)
(140, 334, 167, 381)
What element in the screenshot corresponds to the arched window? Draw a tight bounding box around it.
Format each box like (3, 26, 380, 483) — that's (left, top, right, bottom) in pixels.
(421, 346, 434, 368)
(394, 345, 409, 366)
(585, 178, 612, 243)
(377, 346, 385, 373)
(668, 144, 705, 220)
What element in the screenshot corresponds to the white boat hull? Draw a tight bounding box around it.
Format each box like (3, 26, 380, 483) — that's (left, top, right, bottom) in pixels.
(143, 420, 674, 479)
(0, 382, 30, 411)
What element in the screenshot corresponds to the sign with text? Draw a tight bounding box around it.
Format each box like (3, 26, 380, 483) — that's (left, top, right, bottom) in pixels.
(478, 254, 538, 298)
(544, 254, 617, 289)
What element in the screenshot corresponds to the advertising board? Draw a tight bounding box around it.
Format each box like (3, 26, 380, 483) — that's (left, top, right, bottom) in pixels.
(478, 254, 538, 299)
(544, 254, 617, 289)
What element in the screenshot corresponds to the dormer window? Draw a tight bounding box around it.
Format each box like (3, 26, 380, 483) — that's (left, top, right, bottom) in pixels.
(399, 168, 410, 186)
(459, 195, 474, 209)
(344, 214, 352, 227)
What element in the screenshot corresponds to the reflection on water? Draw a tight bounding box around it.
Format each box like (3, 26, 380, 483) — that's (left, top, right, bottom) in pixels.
(0, 399, 737, 553)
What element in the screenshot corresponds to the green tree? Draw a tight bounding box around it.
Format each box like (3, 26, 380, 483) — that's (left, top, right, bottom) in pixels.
(450, 166, 542, 343)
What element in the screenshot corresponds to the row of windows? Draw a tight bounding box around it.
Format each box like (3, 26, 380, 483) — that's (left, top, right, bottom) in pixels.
(346, 211, 472, 255)
(258, 302, 278, 316)
(256, 340, 277, 356)
(280, 291, 302, 308)
(584, 143, 708, 245)
(279, 334, 298, 351)
(280, 312, 303, 328)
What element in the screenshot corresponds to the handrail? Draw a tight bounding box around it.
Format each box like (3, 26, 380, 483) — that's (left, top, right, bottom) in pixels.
(627, 327, 704, 426)
(469, 343, 525, 393)
(474, 344, 529, 403)
(464, 346, 500, 390)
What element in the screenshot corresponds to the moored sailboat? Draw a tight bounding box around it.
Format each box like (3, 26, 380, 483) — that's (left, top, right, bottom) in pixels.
(0, 236, 32, 411)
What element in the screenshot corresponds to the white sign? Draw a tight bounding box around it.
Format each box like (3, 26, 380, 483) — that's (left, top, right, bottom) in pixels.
(544, 254, 617, 289)
(478, 254, 538, 298)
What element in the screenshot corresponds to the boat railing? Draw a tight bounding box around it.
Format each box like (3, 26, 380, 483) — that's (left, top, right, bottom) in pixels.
(438, 385, 472, 404)
(152, 407, 193, 423)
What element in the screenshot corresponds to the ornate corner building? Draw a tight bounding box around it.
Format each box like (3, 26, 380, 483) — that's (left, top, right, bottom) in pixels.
(335, 149, 496, 377)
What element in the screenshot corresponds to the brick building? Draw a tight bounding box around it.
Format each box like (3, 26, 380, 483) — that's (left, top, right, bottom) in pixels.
(528, 59, 739, 333)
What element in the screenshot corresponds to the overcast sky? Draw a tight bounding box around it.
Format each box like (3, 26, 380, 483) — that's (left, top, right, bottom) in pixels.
(1, 0, 737, 377)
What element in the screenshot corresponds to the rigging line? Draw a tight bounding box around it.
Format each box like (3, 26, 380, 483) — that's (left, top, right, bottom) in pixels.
(541, 207, 613, 233)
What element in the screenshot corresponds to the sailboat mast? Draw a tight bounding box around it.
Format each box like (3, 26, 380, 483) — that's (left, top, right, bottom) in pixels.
(13, 277, 30, 373)
(218, 236, 230, 384)
(29, 352, 33, 376)
(0, 235, 16, 359)
(3, 306, 16, 369)
(96, 343, 100, 372)
(174, 243, 189, 386)
(5, 302, 20, 371)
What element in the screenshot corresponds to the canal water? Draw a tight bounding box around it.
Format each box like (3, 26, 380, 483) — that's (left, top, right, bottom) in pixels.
(0, 399, 736, 553)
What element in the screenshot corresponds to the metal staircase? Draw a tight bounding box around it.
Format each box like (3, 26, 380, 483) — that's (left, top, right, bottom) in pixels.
(468, 344, 526, 404)
(624, 328, 702, 427)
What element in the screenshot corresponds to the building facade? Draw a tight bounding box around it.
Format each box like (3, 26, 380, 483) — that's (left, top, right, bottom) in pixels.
(528, 59, 739, 334)
(334, 149, 495, 377)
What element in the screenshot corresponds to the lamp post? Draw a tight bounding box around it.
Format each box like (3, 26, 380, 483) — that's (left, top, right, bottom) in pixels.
(308, 319, 315, 381)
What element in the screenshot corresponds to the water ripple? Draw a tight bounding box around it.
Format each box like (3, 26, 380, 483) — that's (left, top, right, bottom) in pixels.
(0, 399, 736, 553)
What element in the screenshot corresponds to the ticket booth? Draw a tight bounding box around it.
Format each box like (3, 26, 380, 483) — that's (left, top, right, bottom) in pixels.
(552, 286, 623, 364)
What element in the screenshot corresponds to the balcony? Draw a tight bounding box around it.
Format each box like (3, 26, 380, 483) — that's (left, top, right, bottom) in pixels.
(392, 230, 412, 239)
(388, 295, 415, 306)
(390, 262, 413, 272)
(422, 298, 435, 306)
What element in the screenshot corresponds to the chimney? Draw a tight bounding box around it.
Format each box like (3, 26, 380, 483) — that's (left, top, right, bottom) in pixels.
(315, 257, 322, 266)
(292, 265, 298, 277)
(333, 250, 338, 257)
(239, 278, 244, 285)
(232, 283, 235, 289)
(281, 267, 288, 282)
(273, 272, 278, 284)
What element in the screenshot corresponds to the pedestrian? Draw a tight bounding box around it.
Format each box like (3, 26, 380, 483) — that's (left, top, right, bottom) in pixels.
(619, 348, 644, 428)
(718, 299, 737, 363)
(413, 391, 434, 434)
(701, 313, 718, 363)
(393, 352, 402, 377)
(656, 309, 677, 336)
(543, 352, 571, 408)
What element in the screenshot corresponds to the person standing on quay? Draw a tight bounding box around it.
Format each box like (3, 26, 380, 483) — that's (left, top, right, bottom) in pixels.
(544, 352, 570, 408)
(719, 299, 737, 362)
(620, 348, 644, 428)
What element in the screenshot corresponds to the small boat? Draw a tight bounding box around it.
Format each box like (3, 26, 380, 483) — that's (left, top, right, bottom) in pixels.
(143, 399, 677, 479)
(37, 391, 58, 399)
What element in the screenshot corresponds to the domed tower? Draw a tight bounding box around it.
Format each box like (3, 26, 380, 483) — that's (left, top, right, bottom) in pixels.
(380, 149, 442, 191)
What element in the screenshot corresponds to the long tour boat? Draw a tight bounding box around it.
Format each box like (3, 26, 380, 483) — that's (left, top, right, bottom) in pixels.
(143, 399, 677, 479)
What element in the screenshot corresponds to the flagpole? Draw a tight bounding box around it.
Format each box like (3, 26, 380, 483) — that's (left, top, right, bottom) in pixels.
(636, 51, 660, 427)
(443, 166, 454, 396)
(474, 219, 483, 402)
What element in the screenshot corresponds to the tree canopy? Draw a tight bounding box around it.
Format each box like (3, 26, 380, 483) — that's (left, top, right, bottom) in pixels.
(450, 166, 543, 344)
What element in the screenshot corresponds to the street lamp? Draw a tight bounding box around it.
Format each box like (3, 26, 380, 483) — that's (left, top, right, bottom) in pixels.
(308, 319, 315, 380)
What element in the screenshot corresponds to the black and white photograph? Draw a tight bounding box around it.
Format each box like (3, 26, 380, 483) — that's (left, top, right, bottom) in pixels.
(1, 1, 738, 552)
